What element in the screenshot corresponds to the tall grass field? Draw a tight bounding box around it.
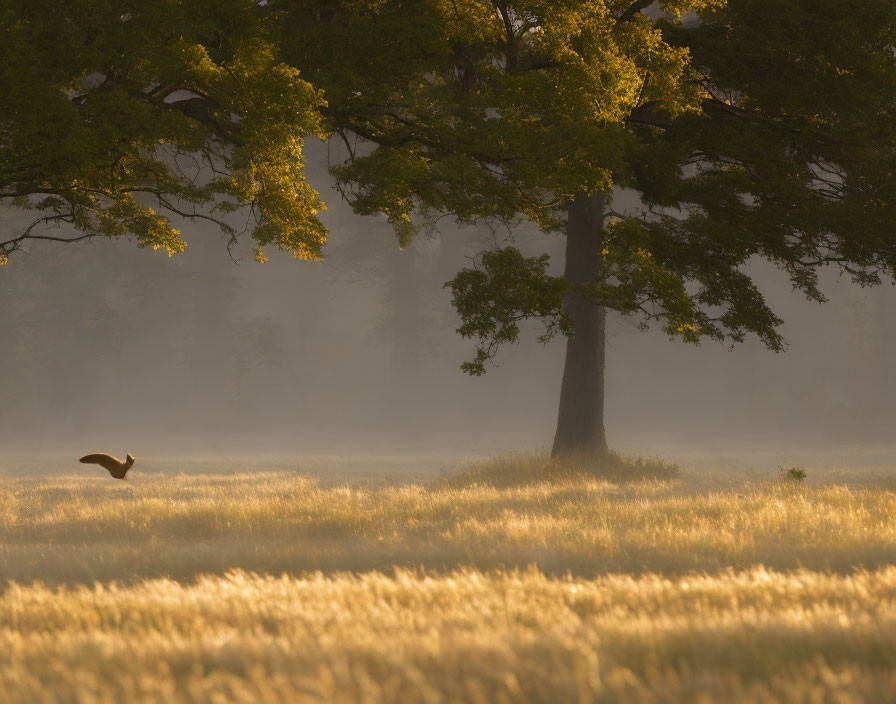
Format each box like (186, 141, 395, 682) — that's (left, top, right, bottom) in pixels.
(2, 454, 896, 702)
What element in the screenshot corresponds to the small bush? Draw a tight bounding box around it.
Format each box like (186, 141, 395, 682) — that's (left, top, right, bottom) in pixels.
(780, 465, 808, 483)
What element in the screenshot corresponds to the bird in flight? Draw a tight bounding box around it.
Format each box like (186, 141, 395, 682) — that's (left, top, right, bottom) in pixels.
(79, 452, 136, 480)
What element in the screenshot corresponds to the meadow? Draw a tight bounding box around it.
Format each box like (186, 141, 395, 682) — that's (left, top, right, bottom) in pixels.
(2, 454, 896, 702)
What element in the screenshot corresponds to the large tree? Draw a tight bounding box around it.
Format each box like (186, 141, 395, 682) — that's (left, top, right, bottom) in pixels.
(8, 1, 895, 461)
(0, 0, 328, 264)
(281, 0, 896, 459)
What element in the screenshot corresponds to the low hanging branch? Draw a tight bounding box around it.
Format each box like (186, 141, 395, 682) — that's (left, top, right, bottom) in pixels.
(0, 2, 329, 266)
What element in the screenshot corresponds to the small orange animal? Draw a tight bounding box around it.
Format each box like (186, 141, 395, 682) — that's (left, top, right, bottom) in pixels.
(79, 452, 136, 480)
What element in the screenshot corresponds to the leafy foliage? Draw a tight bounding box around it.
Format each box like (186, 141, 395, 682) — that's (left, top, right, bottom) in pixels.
(6, 1, 895, 386)
(780, 465, 808, 483)
(284, 0, 896, 372)
(0, 0, 328, 263)
(447, 248, 570, 374)
(314, 1, 708, 228)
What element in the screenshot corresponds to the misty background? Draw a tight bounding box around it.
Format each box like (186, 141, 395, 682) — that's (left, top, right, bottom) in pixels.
(1, 140, 893, 469)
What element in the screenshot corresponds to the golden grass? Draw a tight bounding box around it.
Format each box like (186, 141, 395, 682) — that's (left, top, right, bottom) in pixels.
(3, 467, 896, 584)
(2, 456, 896, 702)
(438, 451, 679, 487)
(3, 569, 896, 703)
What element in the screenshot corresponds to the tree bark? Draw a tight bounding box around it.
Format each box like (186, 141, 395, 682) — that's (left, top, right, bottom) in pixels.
(551, 191, 609, 459)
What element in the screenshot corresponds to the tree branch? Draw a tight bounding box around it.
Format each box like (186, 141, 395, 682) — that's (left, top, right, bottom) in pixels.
(615, 0, 654, 25)
(0, 213, 87, 256)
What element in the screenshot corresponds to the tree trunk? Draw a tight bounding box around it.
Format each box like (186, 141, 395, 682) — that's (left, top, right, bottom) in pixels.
(551, 191, 609, 459)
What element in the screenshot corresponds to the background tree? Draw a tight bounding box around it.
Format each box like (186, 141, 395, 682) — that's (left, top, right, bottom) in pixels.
(0, 0, 328, 264)
(283, 0, 896, 460)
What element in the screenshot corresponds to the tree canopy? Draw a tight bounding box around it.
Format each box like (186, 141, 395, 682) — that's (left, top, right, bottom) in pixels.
(0, 0, 327, 264)
(5, 0, 896, 384)
(280, 0, 896, 373)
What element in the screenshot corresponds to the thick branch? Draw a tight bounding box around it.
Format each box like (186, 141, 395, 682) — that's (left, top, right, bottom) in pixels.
(615, 0, 654, 25)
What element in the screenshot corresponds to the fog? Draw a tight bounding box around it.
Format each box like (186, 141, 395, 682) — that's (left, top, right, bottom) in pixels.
(2, 140, 894, 472)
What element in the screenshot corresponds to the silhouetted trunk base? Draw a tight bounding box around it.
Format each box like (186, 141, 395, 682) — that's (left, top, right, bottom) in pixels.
(550, 442, 610, 461)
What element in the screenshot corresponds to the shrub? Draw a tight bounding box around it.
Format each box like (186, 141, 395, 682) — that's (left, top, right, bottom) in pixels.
(780, 465, 808, 483)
